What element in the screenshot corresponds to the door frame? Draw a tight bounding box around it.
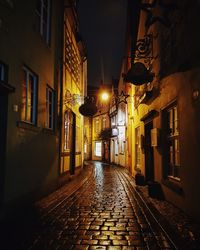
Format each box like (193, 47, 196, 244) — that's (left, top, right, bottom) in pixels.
(144, 120, 154, 182)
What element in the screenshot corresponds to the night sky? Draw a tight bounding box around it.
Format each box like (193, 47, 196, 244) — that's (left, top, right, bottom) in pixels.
(78, 0, 127, 86)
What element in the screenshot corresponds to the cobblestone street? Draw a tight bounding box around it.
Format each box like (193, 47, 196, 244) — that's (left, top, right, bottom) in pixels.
(1, 162, 177, 250)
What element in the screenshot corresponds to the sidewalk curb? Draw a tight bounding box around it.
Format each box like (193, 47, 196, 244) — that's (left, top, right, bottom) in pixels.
(134, 185, 199, 250)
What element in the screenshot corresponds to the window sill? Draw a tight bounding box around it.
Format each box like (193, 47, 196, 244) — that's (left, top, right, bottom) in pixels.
(168, 175, 180, 182)
(162, 178, 184, 196)
(0, 81, 15, 93)
(17, 121, 40, 132)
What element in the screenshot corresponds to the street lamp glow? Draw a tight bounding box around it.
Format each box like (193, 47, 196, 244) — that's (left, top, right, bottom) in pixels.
(101, 92, 109, 101)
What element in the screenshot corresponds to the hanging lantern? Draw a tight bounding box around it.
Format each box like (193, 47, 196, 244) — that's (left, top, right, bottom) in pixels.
(124, 62, 154, 85)
(79, 96, 97, 116)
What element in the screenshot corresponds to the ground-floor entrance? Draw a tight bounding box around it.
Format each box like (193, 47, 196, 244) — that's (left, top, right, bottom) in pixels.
(144, 121, 154, 182)
(102, 140, 110, 162)
(60, 109, 76, 175)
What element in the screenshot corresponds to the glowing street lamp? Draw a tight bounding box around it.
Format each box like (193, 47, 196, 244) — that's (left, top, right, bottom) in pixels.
(101, 91, 109, 101)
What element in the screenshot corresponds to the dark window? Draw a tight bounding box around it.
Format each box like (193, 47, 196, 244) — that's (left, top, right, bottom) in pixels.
(21, 67, 37, 124)
(162, 102, 180, 180)
(36, 0, 51, 44)
(0, 61, 8, 83)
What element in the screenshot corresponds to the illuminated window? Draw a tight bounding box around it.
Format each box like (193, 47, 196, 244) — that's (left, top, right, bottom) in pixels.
(118, 106, 126, 125)
(102, 116, 106, 129)
(0, 61, 8, 83)
(118, 126, 125, 154)
(64, 111, 72, 151)
(162, 102, 180, 180)
(111, 116, 116, 126)
(46, 85, 55, 129)
(36, 0, 51, 44)
(135, 127, 141, 169)
(95, 118, 100, 134)
(95, 141, 102, 157)
(84, 144, 87, 154)
(121, 141, 125, 154)
(21, 67, 37, 124)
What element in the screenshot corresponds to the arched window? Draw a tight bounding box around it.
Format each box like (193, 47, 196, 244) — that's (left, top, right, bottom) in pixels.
(64, 110, 73, 151)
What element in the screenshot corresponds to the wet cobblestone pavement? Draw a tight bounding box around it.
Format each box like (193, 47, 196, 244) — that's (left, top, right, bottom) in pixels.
(1, 162, 177, 250)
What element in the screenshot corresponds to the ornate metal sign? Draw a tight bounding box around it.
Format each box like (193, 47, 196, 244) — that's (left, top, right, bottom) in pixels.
(135, 34, 153, 63)
(124, 62, 154, 85)
(79, 97, 97, 116)
(117, 91, 129, 104)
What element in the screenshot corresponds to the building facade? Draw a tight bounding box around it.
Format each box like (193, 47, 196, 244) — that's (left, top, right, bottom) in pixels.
(0, 0, 87, 216)
(0, 0, 63, 213)
(60, 0, 87, 177)
(91, 85, 111, 162)
(124, 0, 200, 221)
(109, 85, 119, 165)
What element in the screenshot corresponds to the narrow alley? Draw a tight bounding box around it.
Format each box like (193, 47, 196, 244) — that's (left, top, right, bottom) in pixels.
(1, 1, 200, 249)
(1, 162, 177, 250)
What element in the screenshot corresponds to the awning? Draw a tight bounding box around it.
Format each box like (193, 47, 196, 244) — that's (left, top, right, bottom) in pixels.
(141, 110, 159, 122)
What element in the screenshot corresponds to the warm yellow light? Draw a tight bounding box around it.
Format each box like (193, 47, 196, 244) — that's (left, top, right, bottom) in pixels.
(101, 92, 109, 101)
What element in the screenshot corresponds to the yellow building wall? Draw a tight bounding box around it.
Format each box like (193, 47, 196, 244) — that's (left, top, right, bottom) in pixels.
(60, 6, 85, 174)
(126, 0, 200, 221)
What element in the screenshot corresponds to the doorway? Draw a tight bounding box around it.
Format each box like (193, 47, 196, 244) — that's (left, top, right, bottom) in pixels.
(69, 112, 76, 175)
(144, 121, 154, 182)
(102, 140, 110, 162)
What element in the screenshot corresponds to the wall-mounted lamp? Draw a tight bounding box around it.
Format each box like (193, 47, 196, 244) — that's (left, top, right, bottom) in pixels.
(192, 89, 200, 102)
(64, 91, 82, 106)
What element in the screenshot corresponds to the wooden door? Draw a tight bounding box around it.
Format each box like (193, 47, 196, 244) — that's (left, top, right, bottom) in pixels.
(144, 121, 154, 182)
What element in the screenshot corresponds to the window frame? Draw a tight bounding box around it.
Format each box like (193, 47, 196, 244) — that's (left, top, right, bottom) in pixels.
(162, 101, 180, 181)
(21, 66, 38, 125)
(36, 0, 51, 45)
(0, 61, 8, 83)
